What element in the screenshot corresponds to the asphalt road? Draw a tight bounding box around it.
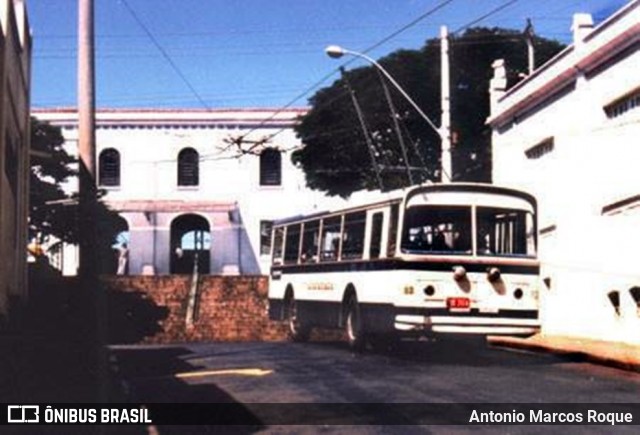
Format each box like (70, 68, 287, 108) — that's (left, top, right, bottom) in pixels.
(108, 339, 640, 434)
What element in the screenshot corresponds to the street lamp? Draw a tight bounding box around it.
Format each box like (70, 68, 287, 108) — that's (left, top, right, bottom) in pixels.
(325, 44, 451, 182)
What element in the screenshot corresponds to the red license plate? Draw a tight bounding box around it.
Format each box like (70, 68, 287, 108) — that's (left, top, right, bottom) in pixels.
(447, 297, 470, 310)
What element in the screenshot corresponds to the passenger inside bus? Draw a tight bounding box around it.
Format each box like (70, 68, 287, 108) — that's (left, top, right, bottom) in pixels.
(432, 229, 448, 251)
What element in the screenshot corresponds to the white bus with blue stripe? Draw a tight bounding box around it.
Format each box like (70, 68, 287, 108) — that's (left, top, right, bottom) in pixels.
(268, 183, 540, 349)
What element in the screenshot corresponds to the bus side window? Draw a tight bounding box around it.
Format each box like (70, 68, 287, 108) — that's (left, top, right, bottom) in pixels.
(272, 227, 285, 264)
(369, 212, 384, 259)
(342, 211, 366, 260)
(320, 216, 341, 261)
(300, 220, 320, 263)
(283, 224, 301, 264)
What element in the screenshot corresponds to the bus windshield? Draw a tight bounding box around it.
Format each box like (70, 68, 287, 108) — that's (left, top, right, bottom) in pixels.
(401, 205, 536, 257)
(476, 207, 536, 257)
(401, 206, 472, 254)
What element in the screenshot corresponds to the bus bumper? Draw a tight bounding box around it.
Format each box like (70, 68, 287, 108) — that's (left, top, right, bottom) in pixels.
(394, 314, 540, 337)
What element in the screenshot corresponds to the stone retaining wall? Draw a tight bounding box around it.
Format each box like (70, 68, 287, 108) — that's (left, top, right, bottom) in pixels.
(102, 275, 290, 344)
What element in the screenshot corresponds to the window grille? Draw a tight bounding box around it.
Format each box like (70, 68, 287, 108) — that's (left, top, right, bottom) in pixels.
(99, 148, 120, 186)
(259, 148, 281, 186)
(178, 148, 199, 186)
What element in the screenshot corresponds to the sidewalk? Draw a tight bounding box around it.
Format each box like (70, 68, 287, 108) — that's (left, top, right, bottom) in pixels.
(488, 334, 640, 373)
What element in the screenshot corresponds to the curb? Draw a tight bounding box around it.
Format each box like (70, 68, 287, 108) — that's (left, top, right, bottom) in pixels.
(487, 337, 640, 374)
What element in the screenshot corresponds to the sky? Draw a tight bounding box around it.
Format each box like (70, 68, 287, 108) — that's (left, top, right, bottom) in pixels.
(28, 0, 629, 110)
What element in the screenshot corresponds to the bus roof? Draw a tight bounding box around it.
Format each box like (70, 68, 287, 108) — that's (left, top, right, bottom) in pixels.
(406, 182, 537, 207)
(272, 182, 536, 226)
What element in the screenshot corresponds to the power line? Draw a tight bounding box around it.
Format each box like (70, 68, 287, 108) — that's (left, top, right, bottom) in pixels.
(360, 0, 456, 55)
(235, 0, 524, 148)
(81, 0, 526, 165)
(219, 0, 458, 153)
(35, 22, 427, 40)
(452, 0, 520, 34)
(242, 0, 524, 180)
(119, 0, 212, 109)
(38, 1, 530, 112)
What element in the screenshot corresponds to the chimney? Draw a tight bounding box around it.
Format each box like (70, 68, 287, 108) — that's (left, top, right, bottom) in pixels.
(571, 13, 594, 46)
(489, 59, 507, 114)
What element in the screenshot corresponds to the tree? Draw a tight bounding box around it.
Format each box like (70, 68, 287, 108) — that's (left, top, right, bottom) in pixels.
(30, 117, 77, 243)
(292, 27, 565, 197)
(29, 118, 121, 268)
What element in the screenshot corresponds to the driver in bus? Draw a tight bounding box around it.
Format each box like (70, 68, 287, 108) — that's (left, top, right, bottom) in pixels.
(432, 228, 449, 251)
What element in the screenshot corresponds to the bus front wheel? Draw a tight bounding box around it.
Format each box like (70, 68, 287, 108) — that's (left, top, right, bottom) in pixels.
(345, 295, 365, 351)
(286, 295, 310, 342)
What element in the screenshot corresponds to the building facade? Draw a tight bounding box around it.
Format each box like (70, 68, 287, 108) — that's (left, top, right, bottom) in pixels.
(488, 1, 640, 344)
(33, 108, 343, 277)
(0, 0, 31, 328)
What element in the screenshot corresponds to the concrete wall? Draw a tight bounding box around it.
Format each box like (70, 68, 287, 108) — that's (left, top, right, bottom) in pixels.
(0, 0, 31, 327)
(489, 3, 640, 344)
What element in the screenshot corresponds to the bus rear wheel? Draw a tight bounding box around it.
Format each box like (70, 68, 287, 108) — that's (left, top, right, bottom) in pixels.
(345, 295, 365, 351)
(286, 295, 310, 342)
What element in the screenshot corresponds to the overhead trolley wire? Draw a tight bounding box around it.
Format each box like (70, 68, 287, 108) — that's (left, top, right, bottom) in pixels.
(208, 0, 458, 158)
(109, 0, 529, 167)
(120, 0, 212, 110)
(452, 0, 520, 34)
(225, 0, 522, 152)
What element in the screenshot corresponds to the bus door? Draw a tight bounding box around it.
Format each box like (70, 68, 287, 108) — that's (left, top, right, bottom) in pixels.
(365, 208, 389, 260)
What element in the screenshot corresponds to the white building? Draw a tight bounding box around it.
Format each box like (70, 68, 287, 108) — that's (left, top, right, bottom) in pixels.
(32, 108, 344, 276)
(0, 0, 31, 328)
(488, 1, 640, 344)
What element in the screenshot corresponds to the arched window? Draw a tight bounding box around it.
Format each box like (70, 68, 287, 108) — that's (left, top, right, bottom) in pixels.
(177, 148, 199, 186)
(99, 148, 120, 187)
(259, 148, 281, 186)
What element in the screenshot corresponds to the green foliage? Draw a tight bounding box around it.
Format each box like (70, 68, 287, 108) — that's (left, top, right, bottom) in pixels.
(29, 117, 121, 256)
(29, 117, 77, 243)
(293, 27, 565, 197)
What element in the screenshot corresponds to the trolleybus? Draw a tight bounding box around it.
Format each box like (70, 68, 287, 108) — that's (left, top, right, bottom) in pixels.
(268, 183, 540, 349)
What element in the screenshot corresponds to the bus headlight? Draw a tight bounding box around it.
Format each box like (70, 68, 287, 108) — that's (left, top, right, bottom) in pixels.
(487, 267, 501, 283)
(452, 265, 467, 282)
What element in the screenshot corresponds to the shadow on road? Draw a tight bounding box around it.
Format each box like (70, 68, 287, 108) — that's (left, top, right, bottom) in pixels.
(310, 336, 562, 368)
(109, 345, 265, 433)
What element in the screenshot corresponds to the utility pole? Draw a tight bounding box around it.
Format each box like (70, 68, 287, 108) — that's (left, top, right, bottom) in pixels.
(78, 0, 97, 278)
(78, 0, 104, 394)
(78, 0, 107, 405)
(440, 25, 452, 183)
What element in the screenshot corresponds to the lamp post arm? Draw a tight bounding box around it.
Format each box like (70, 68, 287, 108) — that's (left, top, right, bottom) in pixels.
(343, 49, 442, 139)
